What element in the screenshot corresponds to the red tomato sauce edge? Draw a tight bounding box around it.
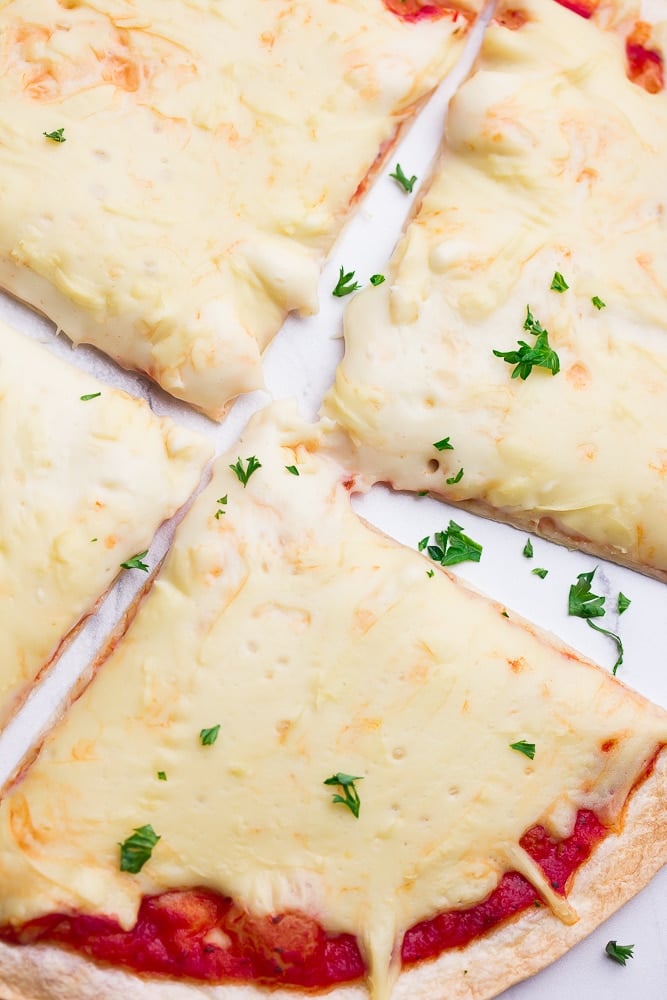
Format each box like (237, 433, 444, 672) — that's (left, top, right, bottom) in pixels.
(0, 809, 605, 989)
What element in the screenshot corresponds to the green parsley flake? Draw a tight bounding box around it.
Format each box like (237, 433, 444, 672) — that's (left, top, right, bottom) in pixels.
(522, 539, 534, 558)
(200, 724, 221, 746)
(119, 825, 160, 874)
(324, 772, 362, 818)
(510, 740, 536, 760)
(120, 551, 149, 572)
(214, 495, 228, 519)
(605, 941, 634, 966)
(592, 296, 606, 310)
(370, 274, 385, 286)
(229, 456, 261, 487)
(43, 127, 66, 143)
(332, 266, 360, 297)
(550, 271, 569, 292)
(446, 467, 464, 485)
(80, 392, 101, 401)
(618, 592, 631, 614)
(389, 163, 417, 193)
(493, 306, 561, 379)
(433, 437, 454, 451)
(426, 569, 435, 578)
(419, 520, 482, 568)
(285, 465, 299, 476)
(568, 569, 624, 674)
(157, 771, 167, 781)
(532, 567, 548, 579)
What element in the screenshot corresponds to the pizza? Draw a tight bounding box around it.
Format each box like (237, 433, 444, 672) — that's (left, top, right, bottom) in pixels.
(325, 0, 667, 579)
(0, 0, 478, 419)
(0, 402, 663, 1000)
(0, 315, 211, 734)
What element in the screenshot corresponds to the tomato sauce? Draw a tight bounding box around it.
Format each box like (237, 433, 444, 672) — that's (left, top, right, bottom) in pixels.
(0, 810, 604, 988)
(553, 0, 596, 19)
(382, 1, 465, 23)
(626, 24, 664, 94)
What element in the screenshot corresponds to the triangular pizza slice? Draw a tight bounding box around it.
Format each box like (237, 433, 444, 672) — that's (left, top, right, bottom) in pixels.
(325, 0, 667, 578)
(0, 402, 663, 1000)
(0, 318, 211, 732)
(0, 0, 479, 417)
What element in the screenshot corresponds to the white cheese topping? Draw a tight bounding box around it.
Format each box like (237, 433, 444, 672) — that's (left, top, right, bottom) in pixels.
(0, 318, 211, 728)
(0, 402, 663, 1000)
(0, 0, 470, 417)
(326, 0, 667, 576)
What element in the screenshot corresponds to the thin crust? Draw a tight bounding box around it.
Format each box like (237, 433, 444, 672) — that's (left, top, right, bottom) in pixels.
(0, 749, 664, 1000)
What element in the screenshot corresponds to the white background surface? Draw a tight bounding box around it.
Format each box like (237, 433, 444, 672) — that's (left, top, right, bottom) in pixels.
(0, 6, 665, 998)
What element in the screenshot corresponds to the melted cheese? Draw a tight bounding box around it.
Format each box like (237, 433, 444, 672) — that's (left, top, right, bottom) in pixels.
(326, 0, 667, 576)
(0, 318, 211, 728)
(0, 0, 471, 418)
(0, 402, 663, 1000)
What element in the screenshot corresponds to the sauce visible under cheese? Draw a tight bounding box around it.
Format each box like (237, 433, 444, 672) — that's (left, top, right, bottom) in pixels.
(0, 403, 664, 1000)
(325, 0, 667, 576)
(0, 0, 470, 417)
(0, 809, 605, 986)
(0, 318, 211, 729)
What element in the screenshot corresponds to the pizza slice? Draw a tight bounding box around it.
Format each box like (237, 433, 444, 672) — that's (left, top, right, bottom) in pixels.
(0, 0, 478, 419)
(0, 401, 663, 1000)
(325, 0, 667, 579)
(0, 318, 211, 732)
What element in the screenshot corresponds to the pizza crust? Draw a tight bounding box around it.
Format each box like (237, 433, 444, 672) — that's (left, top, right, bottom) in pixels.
(444, 496, 667, 586)
(0, 748, 663, 1000)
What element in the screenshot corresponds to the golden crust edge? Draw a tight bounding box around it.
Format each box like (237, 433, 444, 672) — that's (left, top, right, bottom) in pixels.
(409, 493, 667, 584)
(0, 750, 664, 1000)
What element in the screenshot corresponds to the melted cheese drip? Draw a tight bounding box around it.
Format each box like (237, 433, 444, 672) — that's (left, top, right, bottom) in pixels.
(0, 0, 469, 417)
(326, 0, 667, 575)
(0, 318, 211, 728)
(0, 402, 664, 1000)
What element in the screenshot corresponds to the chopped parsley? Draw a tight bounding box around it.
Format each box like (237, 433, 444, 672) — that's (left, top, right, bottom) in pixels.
(324, 772, 362, 818)
(389, 163, 417, 193)
(568, 569, 624, 674)
(426, 569, 435, 578)
(157, 771, 167, 781)
(592, 296, 606, 310)
(493, 306, 561, 379)
(522, 539, 534, 558)
(605, 941, 634, 966)
(433, 437, 454, 452)
(550, 271, 569, 292)
(120, 550, 149, 572)
(370, 274, 385, 286)
(229, 456, 261, 487)
(332, 266, 361, 297)
(80, 391, 101, 401)
(214, 495, 228, 519)
(285, 465, 299, 476)
(418, 520, 482, 568)
(510, 740, 536, 760)
(618, 592, 631, 615)
(532, 567, 548, 579)
(119, 824, 160, 874)
(199, 724, 221, 746)
(43, 127, 66, 143)
(446, 467, 464, 485)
